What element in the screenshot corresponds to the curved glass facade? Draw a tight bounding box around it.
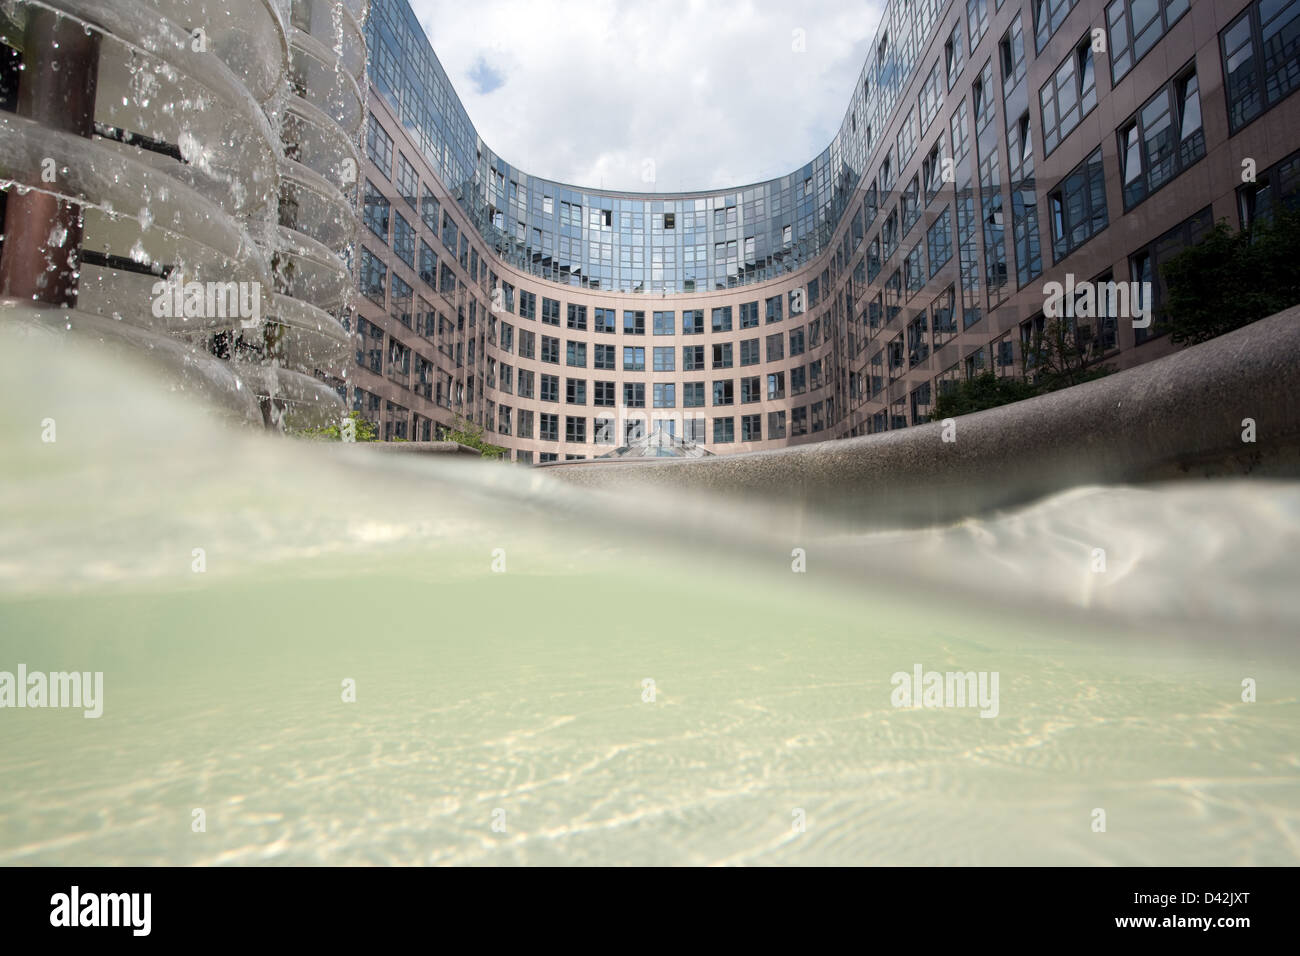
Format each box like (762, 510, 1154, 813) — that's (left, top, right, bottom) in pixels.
(351, 0, 1300, 461)
(365, 0, 947, 293)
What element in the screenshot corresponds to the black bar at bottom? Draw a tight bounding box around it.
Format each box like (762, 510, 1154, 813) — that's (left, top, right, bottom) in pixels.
(0, 866, 1287, 943)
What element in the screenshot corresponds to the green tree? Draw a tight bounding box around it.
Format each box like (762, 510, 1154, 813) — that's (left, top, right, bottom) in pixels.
(439, 415, 506, 460)
(1161, 210, 1300, 345)
(930, 319, 1114, 419)
(1020, 317, 1115, 392)
(291, 410, 378, 442)
(931, 371, 1039, 418)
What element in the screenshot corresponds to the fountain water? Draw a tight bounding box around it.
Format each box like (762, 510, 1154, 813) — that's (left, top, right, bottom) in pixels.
(0, 322, 1298, 865)
(0, 0, 366, 429)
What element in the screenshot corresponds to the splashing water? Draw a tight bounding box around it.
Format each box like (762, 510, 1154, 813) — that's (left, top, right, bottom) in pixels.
(0, 328, 1297, 865)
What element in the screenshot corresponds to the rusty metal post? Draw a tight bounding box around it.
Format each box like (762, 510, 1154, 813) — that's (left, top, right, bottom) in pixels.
(0, 9, 100, 307)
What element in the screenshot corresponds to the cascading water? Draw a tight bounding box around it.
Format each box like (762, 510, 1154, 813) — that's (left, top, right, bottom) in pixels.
(0, 0, 366, 428)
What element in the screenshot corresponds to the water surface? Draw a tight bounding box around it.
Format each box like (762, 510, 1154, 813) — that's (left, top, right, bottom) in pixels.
(1, 328, 1297, 865)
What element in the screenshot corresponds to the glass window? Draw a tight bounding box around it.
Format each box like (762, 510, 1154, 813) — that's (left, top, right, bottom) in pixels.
(393, 213, 414, 265)
(420, 186, 439, 233)
(595, 308, 618, 333)
(541, 297, 561, 325)
(1048, 148, 1108, 261)
(359, 247, 386, 305)
(396, 152, 418, 207)
(541, 334, 559, 364)
(418, 240, 437, 287)
(946, 22, 965, 89)
(968, 0, 990, 47)
(1237, 148, 1300, 228)
(363, 180, 390, 242)
(1033, 0, 1079, 53)
(1221, 0, 1300, 133)
(766, 332, 785, 362)
(768, 410, 786, 439)
(1040, 39, 1097, 155)
(765, 296, 783, 323)
(440, 211, 458, 255)
(767, 371, 786, 400)
(927, 207, 953, 275)
(1118, 67, 1206, 208)
(539, 414, 558, 441)
(366, 113, 393, 176)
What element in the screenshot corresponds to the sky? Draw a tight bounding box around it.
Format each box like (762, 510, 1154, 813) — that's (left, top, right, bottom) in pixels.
(406, 0, 885, 193)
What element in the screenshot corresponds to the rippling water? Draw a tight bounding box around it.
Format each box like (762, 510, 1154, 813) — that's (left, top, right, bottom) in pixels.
(1, 326, 1298, 865)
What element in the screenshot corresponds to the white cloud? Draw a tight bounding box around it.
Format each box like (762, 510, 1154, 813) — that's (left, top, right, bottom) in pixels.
(407, 0, 884, 192)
